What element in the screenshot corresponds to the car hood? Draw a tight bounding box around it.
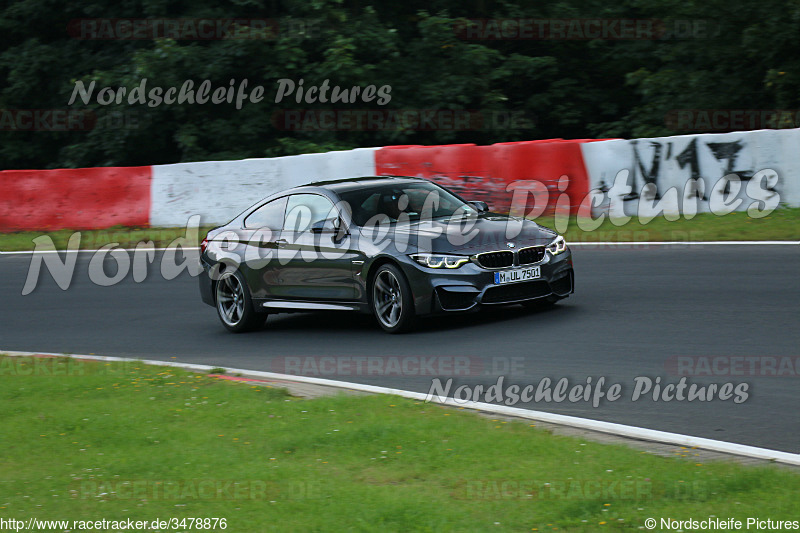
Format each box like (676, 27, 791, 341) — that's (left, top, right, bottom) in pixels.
(357, 213, 558, 254)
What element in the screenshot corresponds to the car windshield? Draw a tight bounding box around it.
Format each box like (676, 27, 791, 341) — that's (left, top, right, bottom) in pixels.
(338, 181, 477, 226)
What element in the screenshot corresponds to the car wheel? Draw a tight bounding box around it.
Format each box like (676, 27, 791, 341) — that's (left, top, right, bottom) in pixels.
(215, 269, 267, 333)
(371, 264, 415, 333)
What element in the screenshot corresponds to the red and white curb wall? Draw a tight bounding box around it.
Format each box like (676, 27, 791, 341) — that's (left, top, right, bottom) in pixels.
(149, 147, 379, 227)
(2, 128, 799, 231)
(0, 166, 153, 231)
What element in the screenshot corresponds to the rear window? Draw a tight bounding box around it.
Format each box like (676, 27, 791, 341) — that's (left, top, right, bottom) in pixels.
(244, 197, 287, 229)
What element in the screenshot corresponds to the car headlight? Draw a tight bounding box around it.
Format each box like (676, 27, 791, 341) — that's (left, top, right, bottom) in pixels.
(410, 253, 470, 269)
(546, 236, 567, 255)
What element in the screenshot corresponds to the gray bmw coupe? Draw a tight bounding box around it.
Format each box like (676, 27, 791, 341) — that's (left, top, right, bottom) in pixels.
(199, 176, 574, 333)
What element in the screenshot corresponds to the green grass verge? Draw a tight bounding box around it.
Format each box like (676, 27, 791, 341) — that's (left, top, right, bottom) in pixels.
(0, 226, 216, 252)
(535, 207, 800, 243)
(1, 355, 799, 532)
(1, 208, 798, 252)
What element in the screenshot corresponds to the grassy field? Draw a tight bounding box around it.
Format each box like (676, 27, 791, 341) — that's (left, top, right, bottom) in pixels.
(537, 207, 800, 243)
(0, 226, 216, 252)
(0, 208, 798, 252)
(1, 355, 798, 532)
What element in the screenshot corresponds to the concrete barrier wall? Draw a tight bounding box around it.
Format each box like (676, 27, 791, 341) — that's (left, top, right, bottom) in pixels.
(2, 128, 798, 231)
(149, 147, 378, 226)
(580, 129, 800, 217)
(374, 140, 602, 215)
(0, 166, 151, 231)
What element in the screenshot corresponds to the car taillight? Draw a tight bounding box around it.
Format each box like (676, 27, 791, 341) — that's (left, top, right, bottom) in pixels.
(200, 237, 209, 254)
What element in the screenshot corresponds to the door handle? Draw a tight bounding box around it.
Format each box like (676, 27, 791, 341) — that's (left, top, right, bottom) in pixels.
(275, 238, 288, 248)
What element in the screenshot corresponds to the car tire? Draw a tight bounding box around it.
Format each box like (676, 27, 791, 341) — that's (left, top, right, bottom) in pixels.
(215, 269, 267, 333)
(370, 263, 415, 333)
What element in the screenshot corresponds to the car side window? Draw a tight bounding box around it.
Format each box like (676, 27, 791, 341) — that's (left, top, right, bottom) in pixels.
(244, 197, 287, 230)
(283, 194, 336, 232)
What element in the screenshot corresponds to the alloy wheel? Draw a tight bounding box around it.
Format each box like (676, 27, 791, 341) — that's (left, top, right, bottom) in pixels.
(373, 269, 404, 329)
(216, 273, 246, 327)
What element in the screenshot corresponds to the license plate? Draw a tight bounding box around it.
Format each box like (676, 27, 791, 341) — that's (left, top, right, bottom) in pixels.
(494, 266, 541, 284)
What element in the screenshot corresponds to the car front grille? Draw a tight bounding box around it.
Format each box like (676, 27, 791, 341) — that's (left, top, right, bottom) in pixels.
(518, 245, 545, 265)
(475, 251, 514, 269)
(481, 280, 552, 304)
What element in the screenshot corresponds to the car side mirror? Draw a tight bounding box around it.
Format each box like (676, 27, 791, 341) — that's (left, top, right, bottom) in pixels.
(311, 218, 337, 233)
(311, 218, 349, 239)
(469, 201, 489, 213)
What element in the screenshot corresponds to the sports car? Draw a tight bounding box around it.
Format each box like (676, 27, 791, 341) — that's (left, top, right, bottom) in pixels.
(199, 176, 574, 333)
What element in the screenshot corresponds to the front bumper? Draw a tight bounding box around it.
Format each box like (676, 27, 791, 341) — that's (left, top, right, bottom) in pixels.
(399, 248, 574, 315)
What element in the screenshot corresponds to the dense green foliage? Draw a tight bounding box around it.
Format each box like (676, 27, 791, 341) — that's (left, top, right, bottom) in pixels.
(1, 0, 798, 169)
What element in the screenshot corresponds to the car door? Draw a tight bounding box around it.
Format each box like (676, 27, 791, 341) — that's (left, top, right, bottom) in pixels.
(239, 196, 287, 300)
(270, 193, 359, 301)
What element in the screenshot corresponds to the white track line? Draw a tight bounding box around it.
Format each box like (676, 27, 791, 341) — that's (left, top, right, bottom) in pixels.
(3, 349, 799, 466)
(569, 241, 799, 246)
(1, 242, 797, 255)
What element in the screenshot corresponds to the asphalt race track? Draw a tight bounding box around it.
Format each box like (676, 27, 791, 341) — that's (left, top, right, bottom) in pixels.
(1, 245, 798, 453)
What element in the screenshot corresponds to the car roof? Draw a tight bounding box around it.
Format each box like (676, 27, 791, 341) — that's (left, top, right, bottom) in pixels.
(297, 175, 426, 193)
